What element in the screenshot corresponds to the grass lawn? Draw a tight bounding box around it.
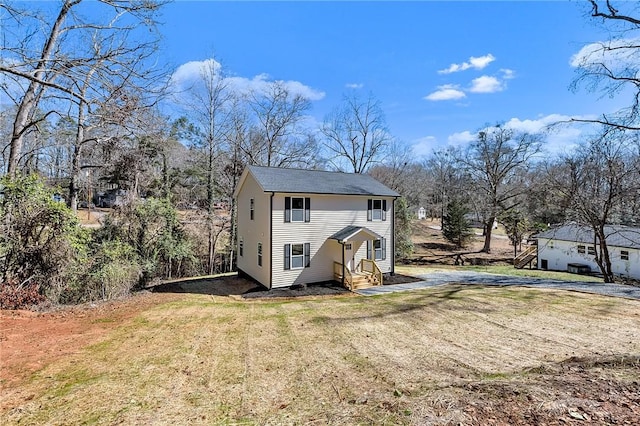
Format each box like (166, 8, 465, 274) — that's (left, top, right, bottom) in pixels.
(2, 284, 639, 425)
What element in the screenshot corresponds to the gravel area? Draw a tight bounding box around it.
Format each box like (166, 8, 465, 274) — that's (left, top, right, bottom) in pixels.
(357, 270, 640, 300)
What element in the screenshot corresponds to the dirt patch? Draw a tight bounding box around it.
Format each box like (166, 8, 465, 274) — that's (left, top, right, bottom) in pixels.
(0, 291, 178, 391)
(408, 219, 516, 266)
(450, 356, 640, 425)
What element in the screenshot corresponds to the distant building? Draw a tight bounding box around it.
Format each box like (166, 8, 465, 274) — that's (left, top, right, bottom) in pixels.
(535, 223, 640, 279)
(417, 207, 426, 220)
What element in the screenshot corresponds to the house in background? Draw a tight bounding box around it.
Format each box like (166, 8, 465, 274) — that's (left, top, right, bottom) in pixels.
(233, 166, 400, 290)
(417, 207, 426, 220)
(535, 223, 640, 279)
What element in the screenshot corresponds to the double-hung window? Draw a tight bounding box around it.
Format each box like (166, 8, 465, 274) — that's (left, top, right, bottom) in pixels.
(284, 197, 310, 222)
(587, 246, 596, 256)
(367, 199, 387, 221)
(367, 238, 386, 261)
(621, 250, 629, 261)
(577, 245, 585, 254)
(284, 243, 310, 270)
(250, 198, 254, 220)
(239, 238, 244, 257)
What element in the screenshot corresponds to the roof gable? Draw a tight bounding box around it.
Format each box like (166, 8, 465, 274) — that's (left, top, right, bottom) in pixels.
(236, 166, 400, 197)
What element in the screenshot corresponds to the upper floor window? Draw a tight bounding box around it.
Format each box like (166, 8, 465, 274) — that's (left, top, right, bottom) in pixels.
(587, 246, 596, 256)
(250, 198, 254, 220)
(285, 197, 310, 222)
(577, 245, 585, 254)
(367, 199, 387, 221)
(621, 250, 629, 261)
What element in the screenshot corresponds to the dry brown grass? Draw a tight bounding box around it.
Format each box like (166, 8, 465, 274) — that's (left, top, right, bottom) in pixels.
(2, 284, 640, 425)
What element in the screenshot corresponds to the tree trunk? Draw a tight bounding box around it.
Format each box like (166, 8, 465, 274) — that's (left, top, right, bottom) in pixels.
(7, 0, 82, 176)
(482, 218, 494, 253)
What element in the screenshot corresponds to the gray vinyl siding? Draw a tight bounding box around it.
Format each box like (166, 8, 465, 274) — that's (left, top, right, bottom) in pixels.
(271, 193, 394, 288)
(236, 173, 271, 286)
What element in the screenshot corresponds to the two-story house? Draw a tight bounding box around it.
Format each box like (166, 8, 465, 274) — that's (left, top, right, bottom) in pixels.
(233, 166, 400, 290)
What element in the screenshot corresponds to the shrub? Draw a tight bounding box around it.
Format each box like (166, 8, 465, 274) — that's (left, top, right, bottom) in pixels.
(0, 175, 89, 306)
(0, 279, 45, 310)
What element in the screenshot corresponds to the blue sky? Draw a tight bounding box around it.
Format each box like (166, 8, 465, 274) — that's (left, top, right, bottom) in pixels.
(10, 1, 627, 159)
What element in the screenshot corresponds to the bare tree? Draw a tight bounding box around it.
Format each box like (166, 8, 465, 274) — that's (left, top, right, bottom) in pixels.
(457, 125, 542, 252)
(245, 81, 316, 168)
(0, 0, 166, 177)
(321, 92, 390, 173)
(570, 1, 640, 132)
(543, 130, 640, 282)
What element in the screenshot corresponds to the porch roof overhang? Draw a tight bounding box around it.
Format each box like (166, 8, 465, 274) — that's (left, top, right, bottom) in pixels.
(329, 225, 382, 243)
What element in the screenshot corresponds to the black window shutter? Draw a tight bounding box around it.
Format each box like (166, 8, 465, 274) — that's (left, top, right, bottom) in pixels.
(284, 197, 291, 222)
(284, 244, 290, 270)
(304, 197, 310, 222)
(382, 200, 387, 221)
(367, 240, 372, 260)
(367, 199, 372, 221)
(304, 243, 310, 267)
(382, 238, 386, 260)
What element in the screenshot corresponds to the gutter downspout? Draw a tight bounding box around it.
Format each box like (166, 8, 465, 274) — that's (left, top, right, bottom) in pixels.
(341, 241, 345, 287)
(269, 192, 274, 289)
(392, 196, 398, 276)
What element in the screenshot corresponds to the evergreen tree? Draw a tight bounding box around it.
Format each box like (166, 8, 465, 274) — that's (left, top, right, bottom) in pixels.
(442, 199, 473, 248)
(394, 197, 414, 259)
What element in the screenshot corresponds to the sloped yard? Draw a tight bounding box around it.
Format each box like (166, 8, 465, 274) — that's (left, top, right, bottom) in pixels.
(2, 280, 639, 425)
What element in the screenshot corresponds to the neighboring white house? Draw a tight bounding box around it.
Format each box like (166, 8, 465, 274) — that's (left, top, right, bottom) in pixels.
(536, 223, 640, 279)
(233, 166, 400, 289)
(417, 207, 426, 220)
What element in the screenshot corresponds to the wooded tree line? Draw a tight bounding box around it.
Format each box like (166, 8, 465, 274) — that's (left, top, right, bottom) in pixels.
(1, 0, 639, 308)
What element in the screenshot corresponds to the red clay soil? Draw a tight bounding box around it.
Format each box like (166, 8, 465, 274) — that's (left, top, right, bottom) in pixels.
(0, 292, 177, 392)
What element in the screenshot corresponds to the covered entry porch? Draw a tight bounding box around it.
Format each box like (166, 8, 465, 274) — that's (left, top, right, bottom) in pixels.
(329, 225, 383, 290)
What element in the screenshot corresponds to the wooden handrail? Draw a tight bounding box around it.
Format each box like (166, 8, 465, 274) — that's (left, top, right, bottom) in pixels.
(334, 261, 353, 290)
(359, 259, 383, 286)
(514, 245, 536, 262)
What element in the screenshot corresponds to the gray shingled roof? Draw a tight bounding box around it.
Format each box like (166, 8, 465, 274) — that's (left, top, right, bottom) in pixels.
(247, 166, 400, 197)
(329, 226, 382, 242)
(535, 223, 640, 249)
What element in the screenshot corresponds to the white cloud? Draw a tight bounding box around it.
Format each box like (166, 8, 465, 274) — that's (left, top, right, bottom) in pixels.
(411, 136, 438, 157)
(170, 59, 325, 101)
(424, 84, 466, 101)
(445, 114, 599, 154)
(345, 83, 364, 89)
(570, 38, 640, 69)
(447, 130, 476, 146)
(438, 54, 496, 74)
(469, 75, 503, 93)
(500, 68, 515, 80)
(170, 59, 222, 87)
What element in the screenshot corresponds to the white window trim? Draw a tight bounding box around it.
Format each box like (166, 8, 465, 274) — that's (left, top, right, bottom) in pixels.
(374, 239, 383, 260)
(372, 199, 383, 221)
(290, 243, 305, 269)
(291, 197, 305, 223)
